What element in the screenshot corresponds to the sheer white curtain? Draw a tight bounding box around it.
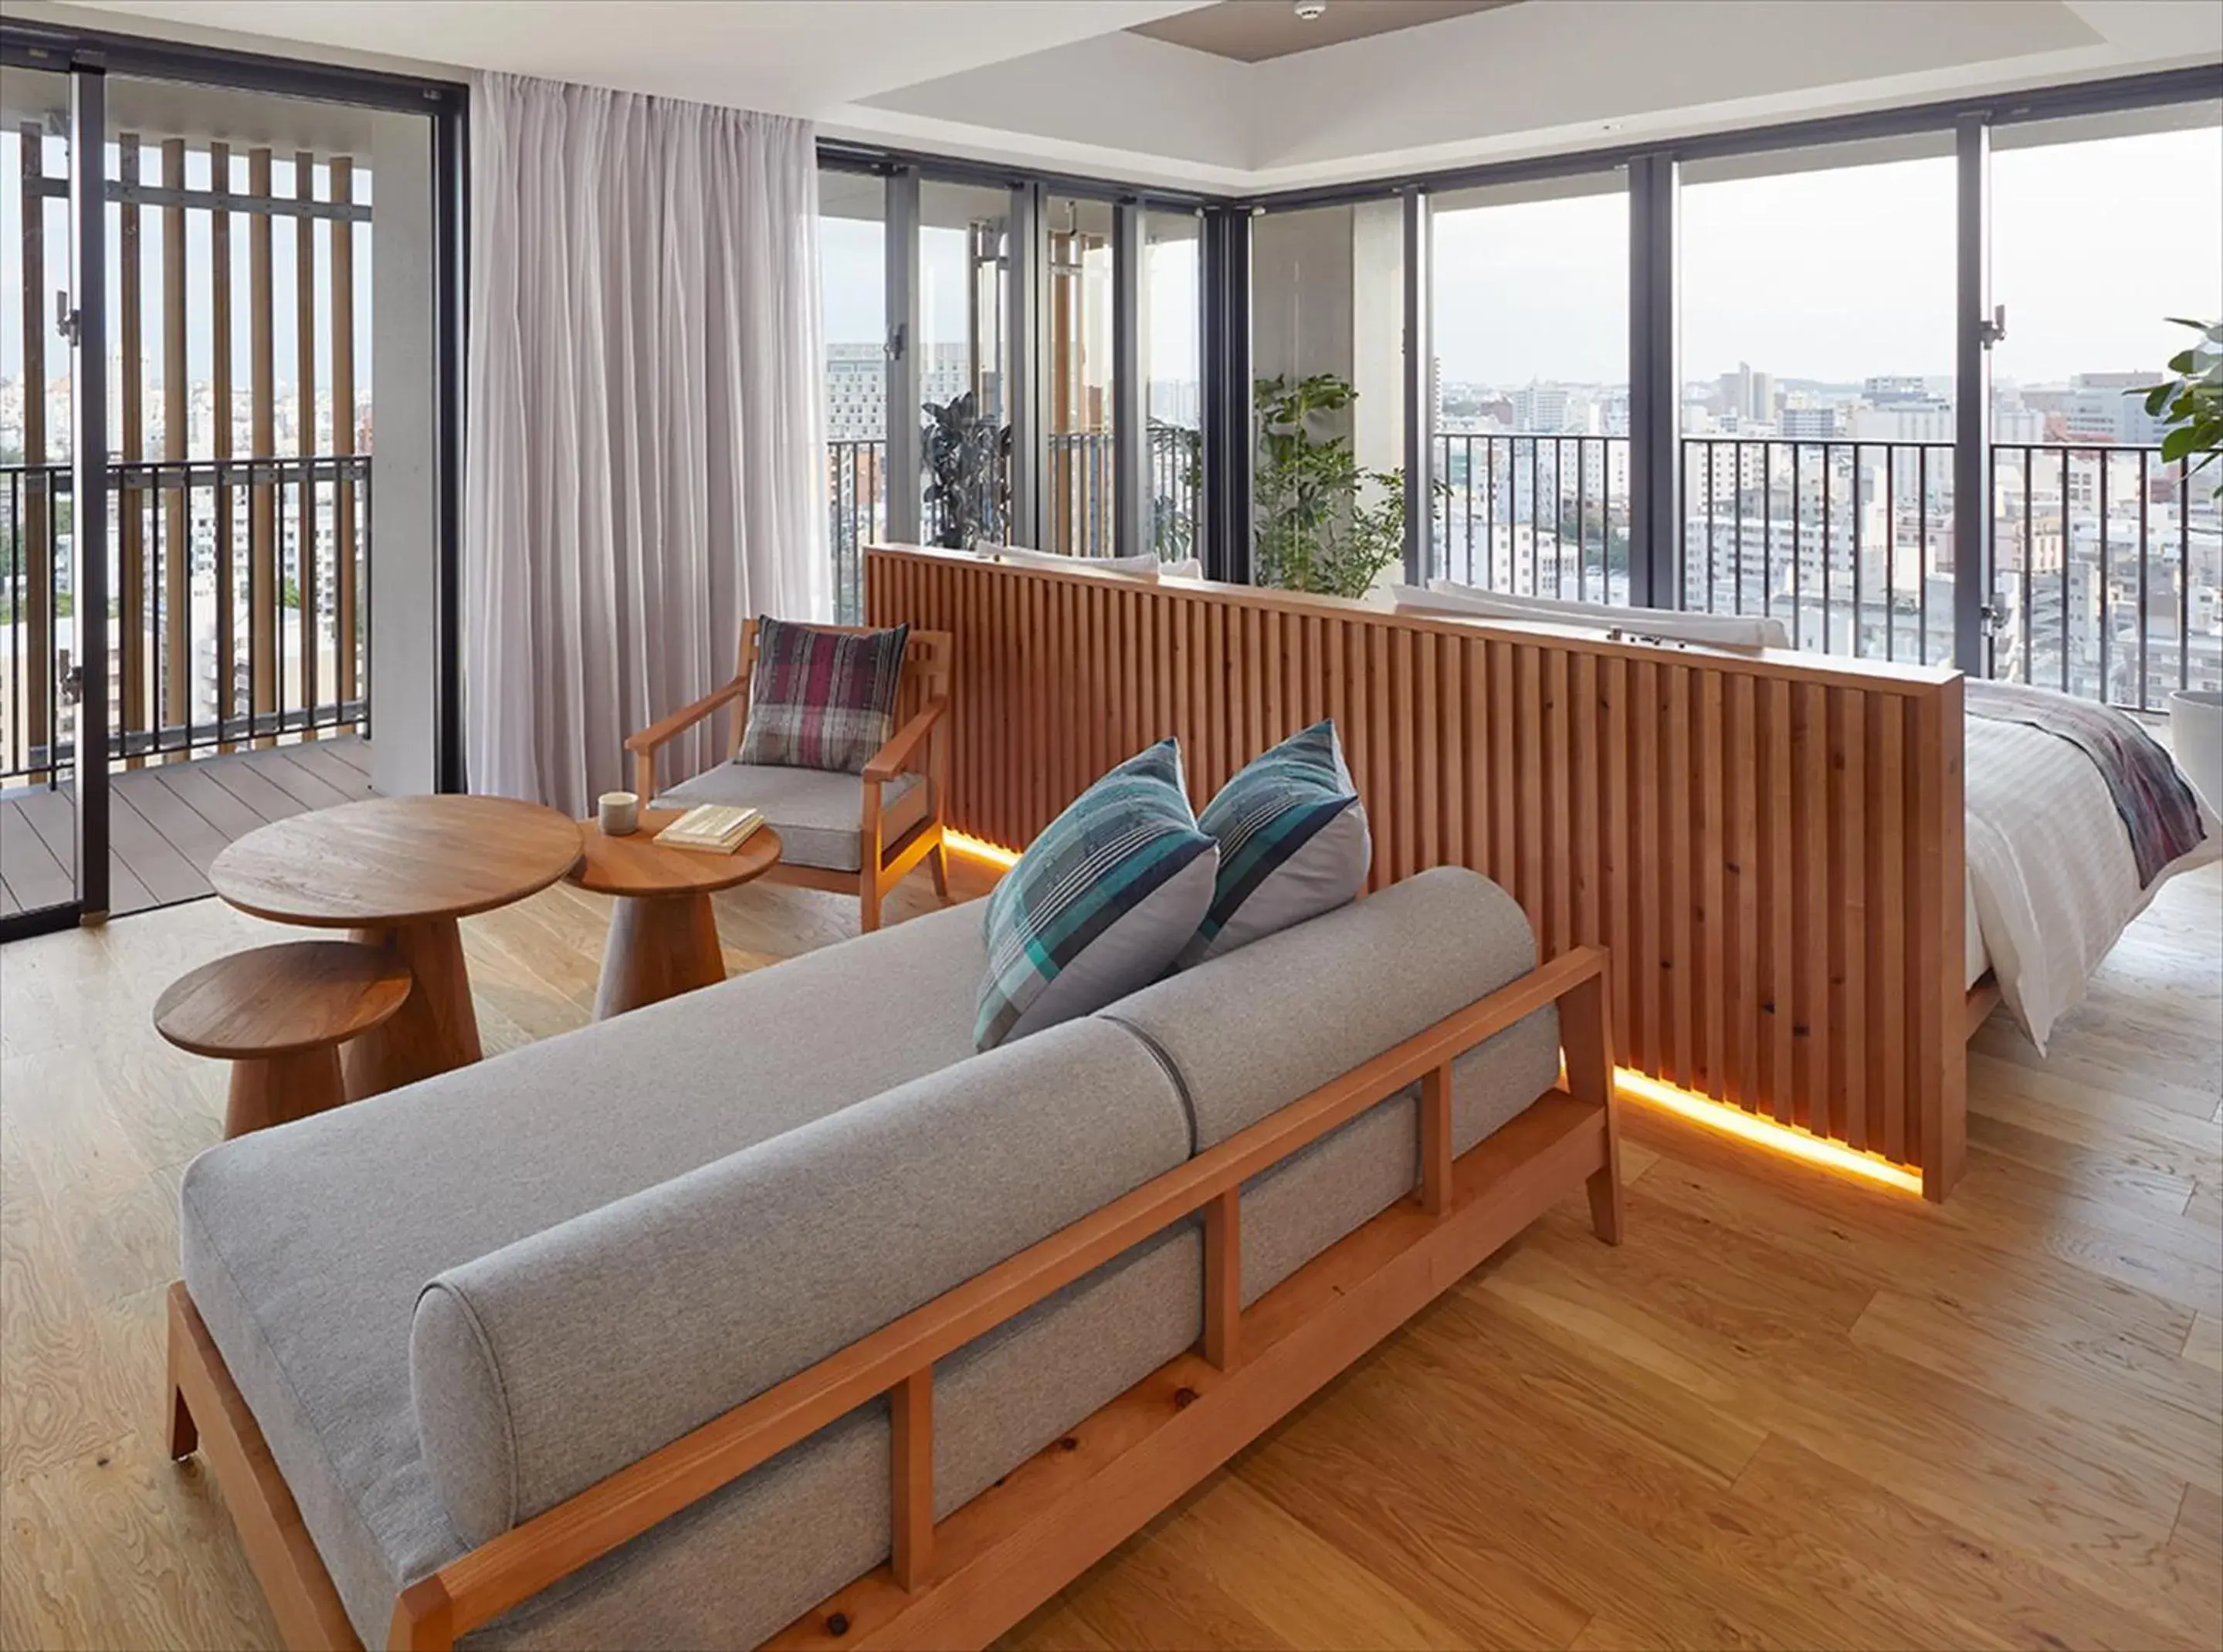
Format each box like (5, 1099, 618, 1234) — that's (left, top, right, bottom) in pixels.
(465, 72, 828, 816)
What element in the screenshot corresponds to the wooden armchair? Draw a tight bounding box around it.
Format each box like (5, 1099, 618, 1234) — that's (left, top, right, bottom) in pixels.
(625, 621, 952, 933)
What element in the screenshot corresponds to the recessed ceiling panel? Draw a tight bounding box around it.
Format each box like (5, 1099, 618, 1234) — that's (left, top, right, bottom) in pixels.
(1131, 0, 1517, 63)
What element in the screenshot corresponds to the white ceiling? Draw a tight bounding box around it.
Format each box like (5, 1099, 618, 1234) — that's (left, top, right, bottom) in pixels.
(45, 0, 2223, 194)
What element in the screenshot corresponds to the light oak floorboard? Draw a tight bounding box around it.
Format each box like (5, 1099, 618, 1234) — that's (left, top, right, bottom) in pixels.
(1, 862, 2216, 1652)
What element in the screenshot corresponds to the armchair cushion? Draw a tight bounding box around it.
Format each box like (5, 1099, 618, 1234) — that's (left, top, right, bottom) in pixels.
(657, 764, 926, 874)
(975, 738, 1217, 1051)
(737, 617, 910, 774)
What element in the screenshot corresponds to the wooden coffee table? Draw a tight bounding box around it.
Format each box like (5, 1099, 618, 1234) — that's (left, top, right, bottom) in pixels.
(209, 795, 583, 1096)
(154, 942, 413, 1137)
(570, 811, 782, 1018)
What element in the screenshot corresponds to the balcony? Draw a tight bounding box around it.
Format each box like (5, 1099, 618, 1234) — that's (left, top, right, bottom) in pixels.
(1, 455, 371, 917)
(1423, 432, 2218, 713)
(825, 425, 1200, 621)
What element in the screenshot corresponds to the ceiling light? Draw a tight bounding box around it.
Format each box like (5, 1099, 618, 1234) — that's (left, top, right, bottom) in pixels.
(1294, 0, 1327, 20)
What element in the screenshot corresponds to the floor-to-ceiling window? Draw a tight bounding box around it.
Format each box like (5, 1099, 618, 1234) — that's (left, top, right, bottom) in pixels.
(819, 166, 885, 621)
(1249, 198, 1406, 597)
(0, 69, 79, 926)
(1989, 106, 2223, 708)
(1428, 171, 1628, 597)
(1044, 193, 1114, 558)
(1680, 138, 1957, 660)
(918, 179, 1012, 549)
(1143, 208, 1202, 563)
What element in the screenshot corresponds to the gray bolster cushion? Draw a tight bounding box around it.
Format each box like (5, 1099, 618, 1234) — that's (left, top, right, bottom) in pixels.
(409, 1017, 1191, 1549)
(1106, 865, 1559, 1151)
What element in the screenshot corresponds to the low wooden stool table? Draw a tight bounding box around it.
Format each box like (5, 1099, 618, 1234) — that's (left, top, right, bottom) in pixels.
(210, 795, 584, 1097)
(571, 811, 782, 1018)
(154, 942, 414, 1138)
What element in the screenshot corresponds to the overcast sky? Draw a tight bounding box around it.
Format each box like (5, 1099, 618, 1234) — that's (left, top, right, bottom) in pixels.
(822, 124, 2223, 392)
(6, 126, 2216, 400)
(1433, 125, 2223, 388)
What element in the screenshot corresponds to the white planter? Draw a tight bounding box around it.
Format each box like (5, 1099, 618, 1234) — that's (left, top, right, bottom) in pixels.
(2168, 689, 2223, 818)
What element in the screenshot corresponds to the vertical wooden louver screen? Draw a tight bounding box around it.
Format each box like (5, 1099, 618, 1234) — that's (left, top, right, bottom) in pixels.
(868, 546, 1967, 1200)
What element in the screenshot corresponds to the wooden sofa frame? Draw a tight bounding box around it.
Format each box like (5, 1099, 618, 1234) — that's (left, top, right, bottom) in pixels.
(167, 946, 1621, 1651)
(625, 622, 954, 933)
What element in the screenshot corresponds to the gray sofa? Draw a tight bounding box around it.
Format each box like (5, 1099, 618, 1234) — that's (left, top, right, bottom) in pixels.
(180, 865, 1561, 1648)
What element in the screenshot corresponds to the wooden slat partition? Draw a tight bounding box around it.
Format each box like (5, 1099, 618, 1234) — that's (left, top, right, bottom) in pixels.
(18, 122, 49, 785)
(161, 137, 189, 756)
(295, 151, 318, 735)
(212, 142, 236, 754)
(120, 134, 146, 769)
(249, 146, 276, 750)
(868, 544, 1968, 1200)
(331, 156, 358, 707)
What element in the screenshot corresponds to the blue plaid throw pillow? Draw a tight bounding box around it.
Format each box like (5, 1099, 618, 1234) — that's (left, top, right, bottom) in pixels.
(975, 739, 1218, 1050)
(1179, 719, 1370, 967)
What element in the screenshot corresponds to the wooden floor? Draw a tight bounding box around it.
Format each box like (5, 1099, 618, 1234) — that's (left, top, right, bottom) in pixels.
(0, 857, 2217, 1650)
(0, 738, 376, 919)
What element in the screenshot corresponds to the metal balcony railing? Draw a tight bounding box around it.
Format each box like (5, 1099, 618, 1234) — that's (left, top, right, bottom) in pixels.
(833, 427, 2217, 714)
(825, 425, 1202, 622)
(1676, 437, 2218, 709)
(0, 455, 370, 784)
(1679, 437, 1958, 665)
(826, 438, 886, 626)
(1431, 433, 1632, 601)
(1989, 442, 2212, 713)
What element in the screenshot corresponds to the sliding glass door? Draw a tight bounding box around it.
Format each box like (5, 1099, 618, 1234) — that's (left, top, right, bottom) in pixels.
(1989, 106, 2223, 707)
(1428, 170, 1628, 597)
(1, 65, 95, 929)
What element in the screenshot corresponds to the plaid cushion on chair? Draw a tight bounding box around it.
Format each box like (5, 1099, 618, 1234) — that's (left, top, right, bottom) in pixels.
(737, 618, 910, 774)
(974, 739, 1218, 1051)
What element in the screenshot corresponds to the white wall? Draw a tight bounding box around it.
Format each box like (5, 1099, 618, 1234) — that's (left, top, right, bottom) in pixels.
(1251, 203, 1405, 473)
(367, 113, 441, 797)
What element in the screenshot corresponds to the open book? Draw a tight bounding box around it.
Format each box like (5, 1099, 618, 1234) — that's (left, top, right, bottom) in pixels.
(654, 804, 765, 854)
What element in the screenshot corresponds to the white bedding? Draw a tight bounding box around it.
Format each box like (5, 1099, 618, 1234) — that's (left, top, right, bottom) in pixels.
(1964, 716, 2218, 1050)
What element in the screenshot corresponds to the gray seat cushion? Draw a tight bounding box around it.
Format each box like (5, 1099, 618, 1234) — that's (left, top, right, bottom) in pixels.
(1110, 865, 1563, 1305)
(181, 901, 991, 1645)
(656, 763, 925, 873)
(1108, 865, 1555, 1151)
(412, 1017, 1194, 1548)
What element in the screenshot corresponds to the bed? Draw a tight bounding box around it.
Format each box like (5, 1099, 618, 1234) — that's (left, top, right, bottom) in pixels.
(1964, 700, 2218, 1049)
(860, 544, 2214, 1200)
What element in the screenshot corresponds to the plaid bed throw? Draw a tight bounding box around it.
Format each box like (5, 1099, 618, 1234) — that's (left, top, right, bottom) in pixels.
(737, 618, 909, 774)
(975, 739, 1216, 1050)
(1966, 680, 2207, 888)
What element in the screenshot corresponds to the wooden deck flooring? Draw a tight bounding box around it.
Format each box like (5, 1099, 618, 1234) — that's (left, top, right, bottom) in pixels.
(0, 739, 376, 919)
(0, 859, 2217, 1650)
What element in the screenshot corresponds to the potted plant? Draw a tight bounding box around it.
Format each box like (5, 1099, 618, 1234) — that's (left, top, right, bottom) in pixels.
(1252, 372, 1422, 600)
(2138, 320, 2223, 812)
(922, 392, 1010, 550)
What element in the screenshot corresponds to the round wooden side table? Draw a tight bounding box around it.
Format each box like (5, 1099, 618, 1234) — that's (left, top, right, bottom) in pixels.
(209, 795, 583, 1097)
(570, 811, 782, 1018)
(154, 942, 414, 1138)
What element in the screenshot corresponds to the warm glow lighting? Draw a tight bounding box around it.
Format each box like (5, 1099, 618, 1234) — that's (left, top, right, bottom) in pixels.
(1613, 1067, 1924, 1195)
(944, 830, 1021, 870)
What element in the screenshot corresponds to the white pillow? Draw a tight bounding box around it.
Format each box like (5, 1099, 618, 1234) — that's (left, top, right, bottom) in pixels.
(1392, 579, 1791, 651)
(978, 544, 1164, 581)
(1160, 557, 1205, 581)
